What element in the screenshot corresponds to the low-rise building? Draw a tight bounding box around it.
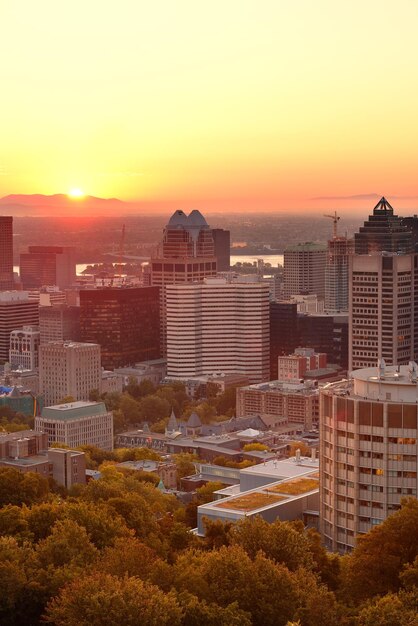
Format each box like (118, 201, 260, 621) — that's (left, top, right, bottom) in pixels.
(9, 326, 40, 370)
(114, 359, 167, 387)
(236, 379, 319, 429)
(101, 370, 123, 394)
(0, 386, 43, 417)
(35, 401, 113, 451)
(0, 430, 86, 487)
(117, 459, 177, 489)
(278, 347, 327, 381)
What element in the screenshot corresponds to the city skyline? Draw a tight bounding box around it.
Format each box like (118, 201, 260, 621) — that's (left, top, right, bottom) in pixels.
(3, 2, 418, 213)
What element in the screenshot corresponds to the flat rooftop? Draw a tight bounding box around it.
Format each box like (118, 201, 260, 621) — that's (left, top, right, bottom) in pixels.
(240, 456, 319, 481)
(41, 401, 108, 420)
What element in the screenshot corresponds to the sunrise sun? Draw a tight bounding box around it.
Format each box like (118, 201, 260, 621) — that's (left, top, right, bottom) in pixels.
(68, 188, 85, 199)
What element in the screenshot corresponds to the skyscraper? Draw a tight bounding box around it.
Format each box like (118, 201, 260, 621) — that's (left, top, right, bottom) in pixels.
(0, 216, 14, 290)
(284, 242, 327, 299)
(349, 253, 417, 370)
(166, 277, 270, 383)
(151, 210, 218, 353)
(20, 246, 76, 289)
(39, 341, 102, 406)
(79, 286, 160, 369)
(354, 197, 413, 254)
(212, 228, 231, 271)
(0, 292, 39, 362)
(325, 236, 354, 312)
(39, 304, 81, 344)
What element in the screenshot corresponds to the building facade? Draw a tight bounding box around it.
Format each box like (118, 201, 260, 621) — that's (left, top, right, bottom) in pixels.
(0, 292, 39, 362)
(236, 379, 319, 429)
(39, 304, 81, 344)
(284, 242, 327, 299)
(320, 363, 418, 553)
(0, 216, 14, 290)
(79, 286, 161, 369)
(36, 401, 113, 451)
(9, 325, 40, 370)
(270, 301, 299, 380)
(166, 277, 270, 383)
(20, 246, 76, 289)
(325, 236, 354, 312)
(212, 228, 231, 271)
(39, 341, 101, 406)
(349, 253, 417, 371)
(277, 348, 327, 381)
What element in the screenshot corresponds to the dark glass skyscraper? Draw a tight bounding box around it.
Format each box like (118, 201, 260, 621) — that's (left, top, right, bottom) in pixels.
(0, 216, 14, 290)
(79, 286, 161, 369)
(354, 197, 413, 254)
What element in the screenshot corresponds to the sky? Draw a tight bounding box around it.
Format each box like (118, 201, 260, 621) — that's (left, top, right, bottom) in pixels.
(2, 0, 418, 213)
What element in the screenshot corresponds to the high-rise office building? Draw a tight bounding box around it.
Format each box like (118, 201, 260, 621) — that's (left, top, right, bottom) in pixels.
(0, 216, 14, 290)
(325, 236, 354, 312)
(320, 363, 418, 553)
(20, 246, 76, 289)
(0, 292, 39, 362)
(354, 197, 413, 254)
(9, 326, 40, 370)
(270, 301, 299, 379)
(79, 287, 160, 369)
(39, 341, 101, 406)
(349, 253, 417, 370)
(39, 304, 81, 344)
(298, 312, 349, 369)
(151, 210, 218, 352)
(212, 228, 230, 271)
(284, 242, 327, 299)
(166, 277, 270, 383)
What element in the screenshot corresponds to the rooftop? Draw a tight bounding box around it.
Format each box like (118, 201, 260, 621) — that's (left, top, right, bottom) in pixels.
(41, 401, 108, 421)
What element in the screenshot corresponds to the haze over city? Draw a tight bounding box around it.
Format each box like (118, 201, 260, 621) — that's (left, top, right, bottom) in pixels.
(3, 1, 418, 213)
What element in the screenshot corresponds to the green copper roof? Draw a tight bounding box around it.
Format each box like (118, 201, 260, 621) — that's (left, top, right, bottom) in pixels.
(41, 401, 107, 421)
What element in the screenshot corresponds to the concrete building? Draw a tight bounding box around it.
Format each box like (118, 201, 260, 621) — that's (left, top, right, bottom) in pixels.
(197, 456, 319, 535)
(284, 242, 327, 299)
(0, 216, 14, 290)
(39, 304, 81, 344)
(349, 253, 417, 371)
(0, 366, 40, 395)
(278, 348, 327, 381)
(320, 363, 418, 553)
(166, 277, 270, 383)
(116, 459, 177, 489)
(101, 370, 123, 394)
(79, 287, 161, 369)
(325, 236, 354, 312)
(36, 400, 113, 451)
(0, 292, 39, 362)
(355, 197, 413, 255)
(39, 341, 101, 406)
(114, 358, 167, 387)
(0, 430, 86, 487)
(20, 246, 76, 289)
(9, 326, 40, 370)
(236, 379, 319, 429)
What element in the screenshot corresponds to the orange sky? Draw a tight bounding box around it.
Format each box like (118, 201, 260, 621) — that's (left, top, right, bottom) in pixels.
(2, 1, 418, 213)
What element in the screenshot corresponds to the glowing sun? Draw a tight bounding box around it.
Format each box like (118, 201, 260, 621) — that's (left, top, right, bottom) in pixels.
(68, 188, 85, 199)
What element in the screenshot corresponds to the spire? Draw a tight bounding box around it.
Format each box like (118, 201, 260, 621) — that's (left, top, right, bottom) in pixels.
(373, 196, 394, 215)
(166, 409, 178, 434)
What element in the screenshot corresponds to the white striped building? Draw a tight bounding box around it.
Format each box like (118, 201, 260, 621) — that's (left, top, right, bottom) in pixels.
(166, 277, 270, 383)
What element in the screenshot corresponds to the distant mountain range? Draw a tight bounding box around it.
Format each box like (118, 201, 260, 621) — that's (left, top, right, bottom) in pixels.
(0, 194, 135, 216)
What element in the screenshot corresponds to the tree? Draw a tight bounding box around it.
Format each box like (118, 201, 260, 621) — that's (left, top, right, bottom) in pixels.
(99, 536, 160, 579)
(138, 395, 170, 423)
(119, 394, 142, 424)
(357, 591, 418, 626)
(215, 387, 237, 416)
(88, 388, 101, 402)
(0, 467, 50, 507)
(342, 498, 418, 603)
(57, 396, 75, 404)
(176, 591, 252, 626)
(173, 453, 198, 486)
(242, 443, 269, 452)
(44, 573, 183, 626)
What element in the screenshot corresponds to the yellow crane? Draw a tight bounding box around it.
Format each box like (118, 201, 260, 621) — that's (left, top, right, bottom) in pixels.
(323, 211, 340, 239)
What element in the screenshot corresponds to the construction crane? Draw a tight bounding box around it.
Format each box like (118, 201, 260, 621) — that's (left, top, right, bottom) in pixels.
(117, 223, 126, 281)
(323, 211, 340, 239)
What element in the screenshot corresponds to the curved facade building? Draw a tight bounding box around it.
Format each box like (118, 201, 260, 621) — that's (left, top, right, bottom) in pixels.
(320, 363, 418, 553)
